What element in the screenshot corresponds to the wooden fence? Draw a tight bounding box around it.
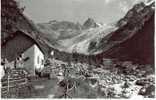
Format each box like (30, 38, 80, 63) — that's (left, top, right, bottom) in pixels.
(1, 68, 28, 98)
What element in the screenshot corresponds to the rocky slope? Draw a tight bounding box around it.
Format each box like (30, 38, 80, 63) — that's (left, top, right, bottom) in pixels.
(95, 2, 155, 64)
(36, 20, 83, 49)
(37, 21, 82, 40)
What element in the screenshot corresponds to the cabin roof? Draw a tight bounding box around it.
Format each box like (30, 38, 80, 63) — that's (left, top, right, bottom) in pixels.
(1, 30, 45, 54)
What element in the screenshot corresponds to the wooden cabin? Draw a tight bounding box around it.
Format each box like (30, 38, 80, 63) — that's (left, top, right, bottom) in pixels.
(1, 30, 44, 75)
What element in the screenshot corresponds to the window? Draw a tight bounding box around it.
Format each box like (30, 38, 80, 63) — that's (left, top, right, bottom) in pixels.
(23, 57, 30, 62)
(41, 60, 44, 65)
(37, 56, 40, 64)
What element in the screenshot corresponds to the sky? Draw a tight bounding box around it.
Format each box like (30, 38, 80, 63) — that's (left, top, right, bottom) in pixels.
(18, 0, 146, 24)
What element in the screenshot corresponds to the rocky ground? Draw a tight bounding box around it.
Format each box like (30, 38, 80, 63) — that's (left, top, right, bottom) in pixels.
(35, 58, 155, 98)
(1, 58, 154, 98)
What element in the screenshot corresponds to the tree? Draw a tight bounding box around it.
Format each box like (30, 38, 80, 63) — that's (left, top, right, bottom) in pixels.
(1, 0, 25, 33)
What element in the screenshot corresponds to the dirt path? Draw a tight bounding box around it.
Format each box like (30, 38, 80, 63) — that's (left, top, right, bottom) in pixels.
(30, 78, 58, 98)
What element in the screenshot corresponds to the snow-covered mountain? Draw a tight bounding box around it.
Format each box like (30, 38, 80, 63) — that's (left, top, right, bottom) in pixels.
(58, 24, 117, 54)
(37, 0, 154, 57)
(82, 18, 99, 29)
(37, 17, 117, 54)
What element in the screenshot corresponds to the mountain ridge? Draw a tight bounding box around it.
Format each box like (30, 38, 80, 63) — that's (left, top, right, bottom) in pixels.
(1, 0, 154, 65)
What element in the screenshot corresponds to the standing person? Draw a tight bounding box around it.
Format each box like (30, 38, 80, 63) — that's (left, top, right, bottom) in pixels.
(4, 58, 8, 72)
(19, 54, 24, 68)
(14, 57, 18, 69)
(1, 59, 5, 70)
(1, 59, 5, 76)
(2, 58, 9, 73)
(0, 64, 5, 89)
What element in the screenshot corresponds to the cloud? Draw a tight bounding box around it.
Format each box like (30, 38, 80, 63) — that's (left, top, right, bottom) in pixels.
(104, 0, 115, 4)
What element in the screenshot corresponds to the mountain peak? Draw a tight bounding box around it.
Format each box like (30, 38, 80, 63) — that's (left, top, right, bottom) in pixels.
(83, 18, 98, 29)
(117, 2, 154, 27)
(49, 20, 58, 24)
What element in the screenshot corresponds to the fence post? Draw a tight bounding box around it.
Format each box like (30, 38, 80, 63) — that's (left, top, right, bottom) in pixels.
(7, 74, 10, 95)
